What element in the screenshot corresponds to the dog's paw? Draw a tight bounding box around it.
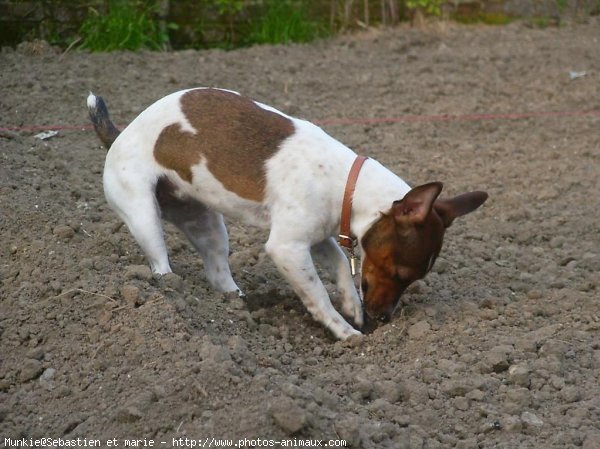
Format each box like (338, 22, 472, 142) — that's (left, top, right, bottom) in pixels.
(352, 309, 365, 330)
(337, 326, 363, 341)
(340, 297, 365, 330)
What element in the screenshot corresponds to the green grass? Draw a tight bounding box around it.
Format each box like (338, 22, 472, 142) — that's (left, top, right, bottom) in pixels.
(79, 0, 171, 52)
(247, 0, 328, 45)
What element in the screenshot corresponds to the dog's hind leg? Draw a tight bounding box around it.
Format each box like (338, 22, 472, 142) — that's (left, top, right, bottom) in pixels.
(311, 238, 364, 329)
(104, 172, 172, 274)
(157, 181, 241, 294)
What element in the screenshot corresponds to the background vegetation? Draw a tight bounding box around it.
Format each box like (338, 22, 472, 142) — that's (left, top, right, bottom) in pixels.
(1, 0, 598, 52)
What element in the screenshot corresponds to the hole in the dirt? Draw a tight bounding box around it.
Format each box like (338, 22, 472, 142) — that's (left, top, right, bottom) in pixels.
(244, 290, 287, 311)
(361, 318, 379, 334)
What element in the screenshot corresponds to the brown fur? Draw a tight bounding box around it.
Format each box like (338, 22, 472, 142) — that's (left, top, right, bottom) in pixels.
(361, 210, 444, 319)
(154, 89, 295, 201)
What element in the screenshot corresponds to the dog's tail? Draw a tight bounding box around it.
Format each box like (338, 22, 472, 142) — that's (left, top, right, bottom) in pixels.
(87, 92, 120, 149)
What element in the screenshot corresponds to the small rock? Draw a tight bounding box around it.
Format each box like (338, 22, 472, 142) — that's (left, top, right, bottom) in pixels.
(367, 398, 394, 416)
(259, 323, 277, 337)
(466, 389, 485, 401)
(549, 236, 566, 249)
(200, 340, 231, 363)
(483, 346, 511, 373)
(398, 380, 427, 403)
(341, 334, 364, 348)
(40, 367, 56, 381)
(505, 388, 531, 408)
(432, 257, 449, 274)
(560, 386, 581, 403)
(479, 308, 498, 320)
(55, 385, 72, 397)
(526, 290, 543, 300)
(61, 414, 86, 434)
(280, 383, 311, 401)
(421, 367, 443, 383)
(39, 367, 56, 391)
(441, 380, 471, 397)
(373, 380, 402, 403)
(120, 284, 141, 307)
(228, 296, 246, 310)
(395, 415, 411, 427)
(514, 337, 538, 353)
(26, 347, 45, 360)
(270, 397, 307, 435)
(334, 417, 362, 448)
(438, 359, 465, 375)
(114, 406, 143, 422)
(53, 225, 75, 241)
(550, 375, 565, 390)
(454, 397, 470, 411)
(407, 279, 426, 294)
(508, 363, 530, 387)
(480, 420, 501, 433)
(503, 415, 523, 432)
(408, 320, 431, 339)
(352, 379, 373, 400)
(19, 359, 44, 382)
(126, 265, 153, 281)
(521, 411, 543, 429)
(539, 339, 569, 359)
(80, 258, 94, 270)
(162, 272, 184, 291)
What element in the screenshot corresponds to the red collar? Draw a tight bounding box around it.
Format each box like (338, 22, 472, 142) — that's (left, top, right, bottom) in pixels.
(338, 155, 369, 252)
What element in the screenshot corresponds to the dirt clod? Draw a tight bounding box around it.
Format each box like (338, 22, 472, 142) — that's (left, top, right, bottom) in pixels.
(121, 284, 142, 307)
(270, 397, 307, 435)
(125, 265, 153, 281)
(19, 359, 44, 382)
(53, 225, 75, 241)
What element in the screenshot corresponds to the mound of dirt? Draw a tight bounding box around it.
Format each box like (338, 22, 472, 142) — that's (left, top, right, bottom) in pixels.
(1, 20, 599, 448)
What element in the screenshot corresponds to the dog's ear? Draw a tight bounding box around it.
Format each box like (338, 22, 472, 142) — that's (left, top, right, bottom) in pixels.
(392, 182, 443, 224)
(434, 191, 488, 228)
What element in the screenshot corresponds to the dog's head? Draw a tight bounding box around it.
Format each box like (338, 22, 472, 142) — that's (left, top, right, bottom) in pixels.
(360, 182, 488, 323)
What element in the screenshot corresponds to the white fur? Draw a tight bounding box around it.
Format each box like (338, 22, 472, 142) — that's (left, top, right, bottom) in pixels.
(99, 88, 412, 339)
(86, 92, 96, 109)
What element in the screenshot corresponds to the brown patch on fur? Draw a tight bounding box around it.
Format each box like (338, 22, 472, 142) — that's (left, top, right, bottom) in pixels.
(154, 89, 295, 201)
(360, 210, 444, 320)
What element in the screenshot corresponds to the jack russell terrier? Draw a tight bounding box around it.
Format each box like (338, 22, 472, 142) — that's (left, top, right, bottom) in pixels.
(87, 88, 488, 340)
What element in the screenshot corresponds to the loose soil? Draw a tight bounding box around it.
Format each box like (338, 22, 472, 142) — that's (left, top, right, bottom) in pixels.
(1, 20, 599, 449)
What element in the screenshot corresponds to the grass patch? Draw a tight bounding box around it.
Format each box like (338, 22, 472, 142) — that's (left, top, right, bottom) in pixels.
(526, 17, 561, 28)
(247, 0, 328, 45)
(79, 0, 172, 52)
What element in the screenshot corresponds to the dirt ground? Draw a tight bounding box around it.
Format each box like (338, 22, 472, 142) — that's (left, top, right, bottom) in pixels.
(1, 19, 599, 449)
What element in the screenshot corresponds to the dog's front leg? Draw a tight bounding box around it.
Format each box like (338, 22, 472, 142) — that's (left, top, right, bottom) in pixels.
(311, 238, 364, 329)
(266, 237, 362, 340)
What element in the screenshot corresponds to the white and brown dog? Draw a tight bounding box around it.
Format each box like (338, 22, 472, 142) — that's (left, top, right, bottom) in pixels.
(87, 88, 487, 340)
